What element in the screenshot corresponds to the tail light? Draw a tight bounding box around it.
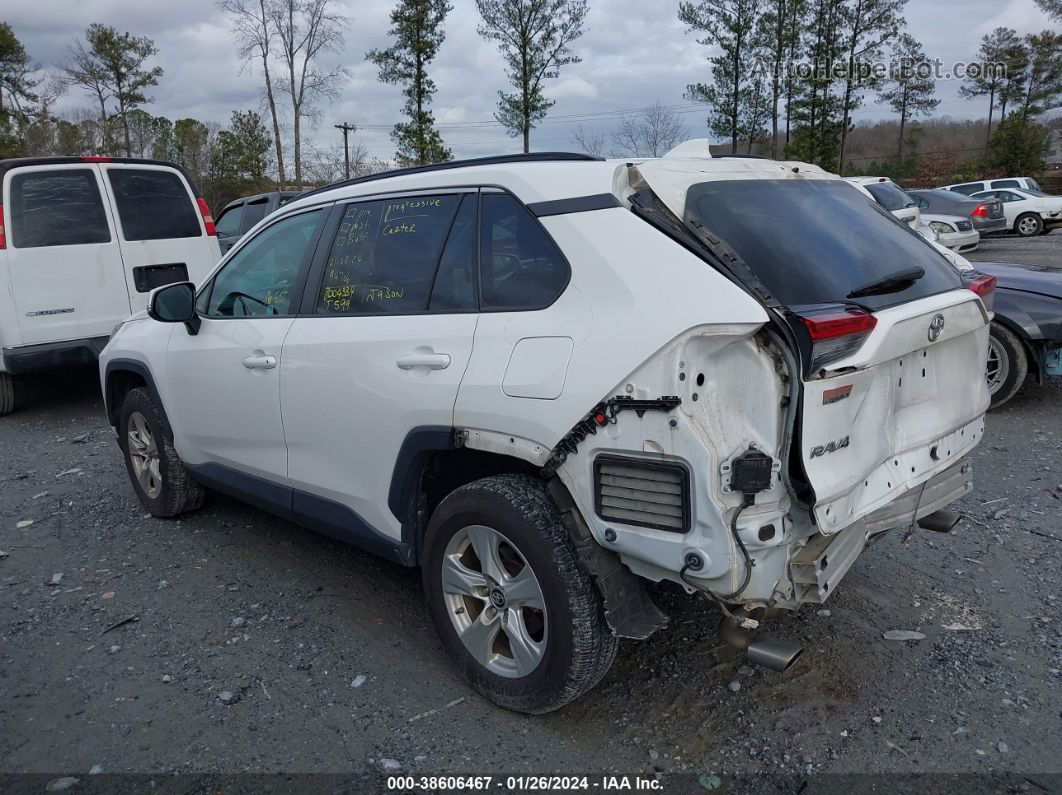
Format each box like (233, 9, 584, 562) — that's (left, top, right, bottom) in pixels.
(196, 197, 217, 236)
(82, 155, 112, 163)
(964, 273, 996, 311)
(795, 308, 877, 372)
(971, 203, 988, 218)
(0, 204, 5, 249)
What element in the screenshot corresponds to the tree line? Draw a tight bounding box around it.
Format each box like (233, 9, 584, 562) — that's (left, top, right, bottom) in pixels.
(1, 0, 1060, 202)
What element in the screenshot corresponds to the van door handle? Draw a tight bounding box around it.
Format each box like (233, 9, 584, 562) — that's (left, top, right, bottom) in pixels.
(396, 352, 451, 370)
(242, 353, 277, 370)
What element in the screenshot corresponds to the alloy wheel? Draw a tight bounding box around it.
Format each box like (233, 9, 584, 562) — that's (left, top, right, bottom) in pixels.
(127, 411, 163, 499)
(986, 336, 1010, 396)
(441, 524, 547, 678)
(1018, 216, 1040, 235)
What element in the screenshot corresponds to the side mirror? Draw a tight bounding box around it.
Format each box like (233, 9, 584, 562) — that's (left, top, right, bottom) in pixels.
(148, 282, 201, 335)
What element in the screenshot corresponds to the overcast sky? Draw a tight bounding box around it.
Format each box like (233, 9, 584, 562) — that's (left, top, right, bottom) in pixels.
(5, 0, 1055, 162)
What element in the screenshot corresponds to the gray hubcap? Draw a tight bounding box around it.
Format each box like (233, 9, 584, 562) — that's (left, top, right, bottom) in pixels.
(986, 336, 1010, 396)
(441, 525, 547, 678)
(1018, 216, 1039, 235)
(127, 411, 162, 499)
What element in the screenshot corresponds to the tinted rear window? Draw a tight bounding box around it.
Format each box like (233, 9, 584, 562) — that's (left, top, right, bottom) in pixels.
(241, 200, 269, 232)
(107, 168, 201, 241)
(685, 179, 962, 310)
(10, 169, 110, 248)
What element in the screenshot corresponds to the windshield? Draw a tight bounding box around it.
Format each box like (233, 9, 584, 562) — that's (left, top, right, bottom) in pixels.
(1028, 178, 1042, 192)
(684, 179, 963, 311)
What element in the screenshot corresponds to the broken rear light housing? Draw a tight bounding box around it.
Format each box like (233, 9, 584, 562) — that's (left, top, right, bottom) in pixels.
(792, 307, 878, 374)
(963, 272, 996, 311)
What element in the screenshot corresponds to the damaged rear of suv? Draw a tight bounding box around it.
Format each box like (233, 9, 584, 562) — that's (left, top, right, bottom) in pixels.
(101, 143, 990, 714)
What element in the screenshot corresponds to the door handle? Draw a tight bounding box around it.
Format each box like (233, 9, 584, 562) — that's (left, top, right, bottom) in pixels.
(242, 354, 277, 370)
(396, 352, 451, 370)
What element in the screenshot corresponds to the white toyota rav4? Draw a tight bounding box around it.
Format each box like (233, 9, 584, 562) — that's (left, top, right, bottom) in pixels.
(100, 143, 993, 713)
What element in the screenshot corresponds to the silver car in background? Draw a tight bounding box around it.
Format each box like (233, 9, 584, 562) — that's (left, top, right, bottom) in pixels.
(907, 188, 1007, 236)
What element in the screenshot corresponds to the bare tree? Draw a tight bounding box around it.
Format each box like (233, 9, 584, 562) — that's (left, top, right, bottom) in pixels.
(609, 102, 689, 157)
(571, 124, 605, 156)
(269, 0, 348, 190)
(302, 139, 370, 184)
(220, 0, 287, 186)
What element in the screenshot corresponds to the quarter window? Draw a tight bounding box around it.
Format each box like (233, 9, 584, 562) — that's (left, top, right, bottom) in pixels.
(479, 193, 569, 310)
(10, 169, 110, 248)
(107, 168, 201, 241)
(315, 195, 460, 315)
(205, 209, 322, 318)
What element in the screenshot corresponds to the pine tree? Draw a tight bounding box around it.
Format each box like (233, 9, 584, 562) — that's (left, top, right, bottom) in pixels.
(876, 32, 939, 160)
(368, 0, 453, 166)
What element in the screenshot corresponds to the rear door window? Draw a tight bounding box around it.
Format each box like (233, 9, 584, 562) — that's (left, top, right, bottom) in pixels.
(684, 179, 962, 311)
(314, 195, 460, 315)
(107, 168, 201, 241)
(479, 193, 570, 310)
(241, 199, 270, 232)
(9, 168, 110, 248)
(215, 204, 244, 237)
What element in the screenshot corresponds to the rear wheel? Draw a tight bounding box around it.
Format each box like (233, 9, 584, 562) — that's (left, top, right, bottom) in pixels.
(0, 373, 14, 417)
(422, 474, 617, 713)
(1015, 213, 1043, 237)
(119, 387, 205, 517)
(986, 323, 1028, 409)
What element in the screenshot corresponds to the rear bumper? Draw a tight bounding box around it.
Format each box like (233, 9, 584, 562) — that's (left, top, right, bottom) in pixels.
(973, 218, 1007, 235)
(791, 455, 972, 604)
(1, 336, 110, 375)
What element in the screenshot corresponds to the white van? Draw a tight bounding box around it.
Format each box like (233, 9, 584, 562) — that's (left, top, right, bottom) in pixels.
(0, 157, 222, 415)
(943, 177, 1046, 196)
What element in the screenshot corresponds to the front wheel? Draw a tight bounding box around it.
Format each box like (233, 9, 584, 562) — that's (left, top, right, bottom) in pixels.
(118, 387, 205, 517)
(986, 323, 1028, 409)
(1015, 213, 1043, 237)
(422, 474, 618, 713)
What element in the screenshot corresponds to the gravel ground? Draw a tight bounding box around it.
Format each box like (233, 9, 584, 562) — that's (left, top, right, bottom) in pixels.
(1, 366, 1060, 793)
(967, 229, 1062, 268)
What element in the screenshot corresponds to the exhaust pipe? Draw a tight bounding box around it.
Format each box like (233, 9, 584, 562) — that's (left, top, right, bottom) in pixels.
(918, 508, 961, 533)
(719, 616, 803, 672)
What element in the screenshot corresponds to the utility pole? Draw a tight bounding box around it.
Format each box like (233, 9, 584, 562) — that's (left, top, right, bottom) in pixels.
(334, 122, 357, 179)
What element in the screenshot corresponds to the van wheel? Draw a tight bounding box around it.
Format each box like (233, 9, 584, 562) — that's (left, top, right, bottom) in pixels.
(986, 323, 1028, 409)
(422, 474, 618, 713)
(0, 373, 14, 417)
(118, 387, 204, 517)
(1015, 213, 1043, 237)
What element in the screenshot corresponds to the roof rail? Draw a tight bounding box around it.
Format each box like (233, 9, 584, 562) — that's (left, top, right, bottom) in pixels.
(298, 151, 604, 200)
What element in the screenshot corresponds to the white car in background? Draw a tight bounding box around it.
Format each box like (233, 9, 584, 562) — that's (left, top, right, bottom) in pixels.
(943, 176, 1045, 196)
(969, 187, 1062, 237)
(846, 177, 978, 253)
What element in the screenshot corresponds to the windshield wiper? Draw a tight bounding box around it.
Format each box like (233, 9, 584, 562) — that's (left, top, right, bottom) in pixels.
(846, 266, 925, 299)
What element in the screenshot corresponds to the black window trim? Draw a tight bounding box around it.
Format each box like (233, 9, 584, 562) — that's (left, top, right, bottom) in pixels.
(196, 204, 331, 321)
(102, 163, 204, 242)
(6, 165, 114, 249)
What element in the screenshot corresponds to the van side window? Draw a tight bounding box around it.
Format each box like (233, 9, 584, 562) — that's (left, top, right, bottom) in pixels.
(107, 169, 201, 241)
(479, 193, 570, 310)
(315, 195, 460, 315)
(950, 183, 982, 196)
(10, 169, 110, 248)
(205, 209, 323, 318)
(990, 179, 1020, 189)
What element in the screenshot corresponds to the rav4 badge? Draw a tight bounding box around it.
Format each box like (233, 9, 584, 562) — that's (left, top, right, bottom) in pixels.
(810, 435, 850, 458)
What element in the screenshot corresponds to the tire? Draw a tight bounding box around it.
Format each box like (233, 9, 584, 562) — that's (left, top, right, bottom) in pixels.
(118, 387, 205, 517)
(0, 372, 14, 417)
(422, 474, 618, 714)
(1015, 213, 1043, 237)
(986, 323, 1028, 409)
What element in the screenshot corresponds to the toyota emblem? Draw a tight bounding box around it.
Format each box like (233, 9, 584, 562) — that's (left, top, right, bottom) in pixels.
(928, 314, 945, 342)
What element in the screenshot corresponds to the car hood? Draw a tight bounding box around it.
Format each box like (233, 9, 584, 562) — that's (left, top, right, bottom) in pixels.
(975, 261, 1062, 299)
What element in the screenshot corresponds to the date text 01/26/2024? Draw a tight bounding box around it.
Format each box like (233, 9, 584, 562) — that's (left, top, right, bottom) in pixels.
(385, 775, 664, 791)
